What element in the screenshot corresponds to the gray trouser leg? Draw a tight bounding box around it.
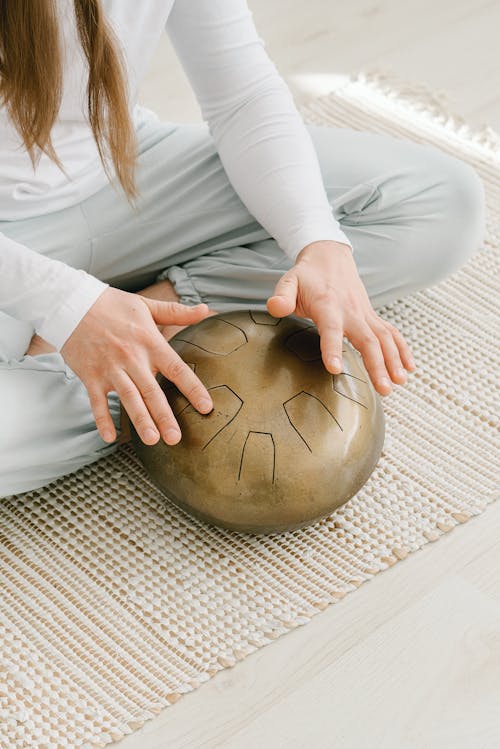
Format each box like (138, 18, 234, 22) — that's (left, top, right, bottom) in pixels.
(156, 124, 486, 313)
(0, 117, 486, 497)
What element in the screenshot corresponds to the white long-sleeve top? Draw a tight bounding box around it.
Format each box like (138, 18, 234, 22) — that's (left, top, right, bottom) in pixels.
(0, 0, 353, 352)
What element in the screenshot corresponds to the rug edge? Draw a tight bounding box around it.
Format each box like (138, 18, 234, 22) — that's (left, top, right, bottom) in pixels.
(300, 67, 500, 160)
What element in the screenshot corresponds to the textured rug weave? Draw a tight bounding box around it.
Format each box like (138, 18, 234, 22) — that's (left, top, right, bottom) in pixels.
(1, 70, 499, 749)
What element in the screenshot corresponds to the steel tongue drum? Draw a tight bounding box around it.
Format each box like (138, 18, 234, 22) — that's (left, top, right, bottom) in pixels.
(128, 309, 385, 535)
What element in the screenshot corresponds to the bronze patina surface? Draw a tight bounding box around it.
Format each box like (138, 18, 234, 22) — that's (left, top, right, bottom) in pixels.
(129, 310, 385, 535)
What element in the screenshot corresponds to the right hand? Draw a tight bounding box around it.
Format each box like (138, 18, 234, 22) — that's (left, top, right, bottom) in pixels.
(60, 286, 215, 446)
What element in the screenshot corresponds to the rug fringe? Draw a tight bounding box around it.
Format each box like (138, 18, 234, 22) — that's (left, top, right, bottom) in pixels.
(327, 67, 500, 157)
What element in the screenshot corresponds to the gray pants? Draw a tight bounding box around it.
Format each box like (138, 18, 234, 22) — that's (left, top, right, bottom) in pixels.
(0, 115, 486, 497)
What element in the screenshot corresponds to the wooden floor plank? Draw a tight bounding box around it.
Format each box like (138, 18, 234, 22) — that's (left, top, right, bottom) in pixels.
(222, 576, 500, 749)
(114, 503, 500, 748)
(138, 0, 500, 129)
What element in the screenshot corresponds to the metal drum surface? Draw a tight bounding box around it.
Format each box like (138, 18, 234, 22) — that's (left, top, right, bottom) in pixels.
(129, 310, 385, 534)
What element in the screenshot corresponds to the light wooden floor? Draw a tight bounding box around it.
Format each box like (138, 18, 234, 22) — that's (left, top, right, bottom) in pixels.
(115, 2, 500, 747)
(138, 0, 500, 129)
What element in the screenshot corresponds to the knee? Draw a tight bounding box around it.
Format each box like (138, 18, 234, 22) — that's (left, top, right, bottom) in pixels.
(442, 156, 485, 257)
(419, 155, 486, 283)
(0, 358, 122, 498)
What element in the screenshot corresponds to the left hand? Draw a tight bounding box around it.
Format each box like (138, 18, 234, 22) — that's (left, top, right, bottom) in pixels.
(266, 240, 416, 396)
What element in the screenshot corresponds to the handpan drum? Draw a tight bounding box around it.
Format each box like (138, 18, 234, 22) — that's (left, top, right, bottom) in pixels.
(129, 310, 385, 535)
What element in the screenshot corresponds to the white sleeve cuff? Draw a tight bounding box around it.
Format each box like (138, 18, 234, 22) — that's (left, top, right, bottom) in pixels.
(37, 270, 110, 352)
(284, 223, 354, 263)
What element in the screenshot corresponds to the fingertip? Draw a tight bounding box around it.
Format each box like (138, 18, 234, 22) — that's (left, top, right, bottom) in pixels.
(378, 381, 393, 396)
(165, 428, 181, 444)
(327, 356, 342, 373)
(268, 295, 293, 314)
(192, 303, 211, 315)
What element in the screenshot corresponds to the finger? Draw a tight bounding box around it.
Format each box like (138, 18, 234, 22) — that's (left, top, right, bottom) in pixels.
(347, 323, 393, 396)
(368, 319, 408, 385)
(383, 321, 416, 371)
(155, 344, 214, 416)
(129, 360, 204, 445)
(266, 271, 298, 317)
(113, 370, 164, 445)
(143, 298, 212, 326)
(125, 364, 191, 445)
(87, 384, 118, 443)
(312, 307, 345, 374)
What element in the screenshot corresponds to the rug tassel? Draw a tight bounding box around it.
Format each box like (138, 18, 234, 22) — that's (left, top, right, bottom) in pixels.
(340, 67, 500, 156)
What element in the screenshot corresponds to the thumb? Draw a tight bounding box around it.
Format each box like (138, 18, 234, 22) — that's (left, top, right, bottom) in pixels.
(142, 297, 210, 325)
(267, 271, 298, 317)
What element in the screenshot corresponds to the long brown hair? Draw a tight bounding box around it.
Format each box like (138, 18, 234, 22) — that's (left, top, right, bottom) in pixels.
(0, 0, 138, 201)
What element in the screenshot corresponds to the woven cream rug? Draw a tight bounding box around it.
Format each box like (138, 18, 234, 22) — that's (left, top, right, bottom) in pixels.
(1, 70, 499, 749)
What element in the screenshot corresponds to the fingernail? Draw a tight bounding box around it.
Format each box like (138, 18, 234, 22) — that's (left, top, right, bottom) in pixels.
(103, 430, 115, 443)
(199, 398, 213, 412)
(144, 428, 159, 442)
(380, 377, 392, 389)
(396, 367, 406, 379)
(166, 428, 181, 442)
(329, 357, 342, 371)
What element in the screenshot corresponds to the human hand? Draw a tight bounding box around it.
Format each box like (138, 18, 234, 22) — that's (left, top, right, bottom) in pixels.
(60, 286, 215, 445)
(266, 240, 416, 396)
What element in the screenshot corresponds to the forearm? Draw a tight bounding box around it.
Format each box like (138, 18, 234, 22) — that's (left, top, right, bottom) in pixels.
(0, 232, 109, 351)
(166, 0, 353, 263)
(206, 84, 354, 262)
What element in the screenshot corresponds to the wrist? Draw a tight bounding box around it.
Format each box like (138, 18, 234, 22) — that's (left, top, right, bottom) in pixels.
(295, 239, 353, 264)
